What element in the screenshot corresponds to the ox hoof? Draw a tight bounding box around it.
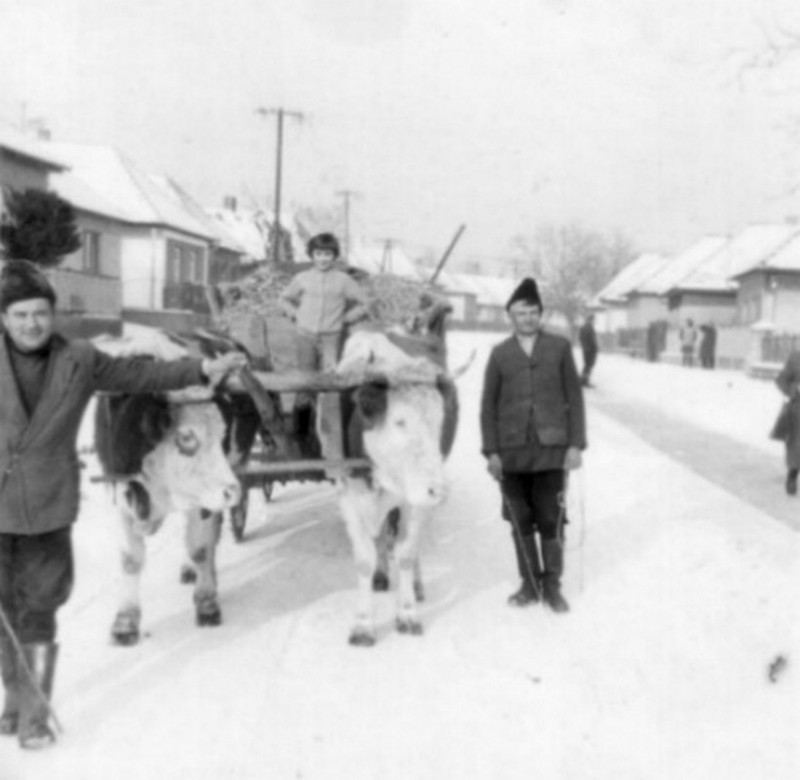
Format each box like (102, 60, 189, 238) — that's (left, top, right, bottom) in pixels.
(111, 610, 141, 646)
(395, 618, 424, 636)
(195, 598, 222, 627)
(372, 570, 390, 592)
(348, 629, 376, 647)
(179, 564, 197, 584)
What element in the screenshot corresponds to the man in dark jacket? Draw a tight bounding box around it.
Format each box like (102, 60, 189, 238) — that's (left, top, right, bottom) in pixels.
(480, 278, 586, 613)
(578, 313, 599, 387)
(0, 260, 246, 750)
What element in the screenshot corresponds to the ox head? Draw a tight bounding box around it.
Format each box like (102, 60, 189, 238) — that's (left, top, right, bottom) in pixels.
(355, 379, 449, 507)
(139, 387, 242, 516)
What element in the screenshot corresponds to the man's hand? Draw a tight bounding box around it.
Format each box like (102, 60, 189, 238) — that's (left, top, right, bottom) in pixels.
(564, 446, 583, 470)
(486, 453, 503, 482)
(202, 352, 249, 386)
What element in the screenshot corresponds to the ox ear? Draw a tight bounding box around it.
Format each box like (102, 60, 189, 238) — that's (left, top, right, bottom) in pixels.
(139, 398, 173, 447)
(355, 379, 389, 424)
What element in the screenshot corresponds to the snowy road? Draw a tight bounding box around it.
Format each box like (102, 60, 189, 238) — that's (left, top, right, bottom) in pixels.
(2, 333, 798, 780)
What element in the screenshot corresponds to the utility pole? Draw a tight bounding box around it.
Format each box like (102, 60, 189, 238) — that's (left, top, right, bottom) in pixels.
(256, 106, 304, 264)
(335, 189, 359, 263)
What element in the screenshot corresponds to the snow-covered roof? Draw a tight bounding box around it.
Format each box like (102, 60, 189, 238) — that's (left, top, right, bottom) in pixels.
(437, 271, 515, 307)
(150, 177, 246, 254)
(595, 253, 671, 304)
(730, 228, 800, 276)
(49, 170, 132, 222)
(0, 124, 66, 171)
(347, 239, 421, 280)
(45, 142, 215, 240)
(675, 224, 800, 292)
(635, 236, 728, 296)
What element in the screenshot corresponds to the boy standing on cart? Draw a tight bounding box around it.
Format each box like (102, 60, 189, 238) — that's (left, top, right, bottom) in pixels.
(279, 233, 368, 454)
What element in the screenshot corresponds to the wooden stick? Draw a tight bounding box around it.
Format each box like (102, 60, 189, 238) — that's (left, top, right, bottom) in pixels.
(89, 458, 372, 483)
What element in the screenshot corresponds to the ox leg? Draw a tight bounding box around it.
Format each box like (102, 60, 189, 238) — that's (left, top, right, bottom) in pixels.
(186, 510, 223, 627)
(338, 481, 380, 647)
(394, 507, 426, 636)
(111, 514, 145, 646)
(372, 510, 396, 593)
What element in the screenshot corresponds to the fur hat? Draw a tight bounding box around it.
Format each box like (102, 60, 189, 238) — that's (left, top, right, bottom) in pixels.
(0, 259, 57, 312)
(306, 232, 341, 258)
(506, 277, 542, 311)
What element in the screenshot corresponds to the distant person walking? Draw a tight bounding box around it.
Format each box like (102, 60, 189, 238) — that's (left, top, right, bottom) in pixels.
(680, 319, 698, 367)
(774, 352, 800, 495)
(699, 323, 717, 369)
(578, 313, 599, 387)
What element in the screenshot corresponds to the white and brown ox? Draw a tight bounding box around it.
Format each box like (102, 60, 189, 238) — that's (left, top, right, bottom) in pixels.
(93, 328, 262, 645)
(332, 330, 459, 646)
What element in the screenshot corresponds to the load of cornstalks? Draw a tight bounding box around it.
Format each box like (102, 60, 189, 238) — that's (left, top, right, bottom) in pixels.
(215, 263, 443, 331)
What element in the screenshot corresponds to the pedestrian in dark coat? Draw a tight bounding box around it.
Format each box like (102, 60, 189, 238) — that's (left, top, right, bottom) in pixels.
(774, 351, 800, 495)
(0, 260, 246, 750)
(699, 323, 717, 369)
(480, 277, 587, 613)
(578, 313, 599, 387)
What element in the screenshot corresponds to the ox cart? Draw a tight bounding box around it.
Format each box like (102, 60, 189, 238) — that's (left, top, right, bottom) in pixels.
(213, 292, 452, 543)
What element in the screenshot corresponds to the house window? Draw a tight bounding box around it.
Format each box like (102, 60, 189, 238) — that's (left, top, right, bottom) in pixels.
(166, 240, 205, 283)
(82, 231, 101, 274)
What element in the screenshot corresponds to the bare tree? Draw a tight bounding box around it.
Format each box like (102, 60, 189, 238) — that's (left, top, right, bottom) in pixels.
(512, 222, 636, 332)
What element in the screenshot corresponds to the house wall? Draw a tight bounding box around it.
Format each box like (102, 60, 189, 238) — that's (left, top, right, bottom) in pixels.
(736, 271, 800, 331)
(668, 292, 737, 328)
(119, 229, 163, 309)
(53, 211, 124, 316)
(117, 228, 209, 310)
(737, 275, 764, 325)
(626, 294, 668, 328)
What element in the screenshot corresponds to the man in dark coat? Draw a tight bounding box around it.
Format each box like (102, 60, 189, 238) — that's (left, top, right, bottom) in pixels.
(578, 313, 599, 387)
(480, 278, 586, 613)
(0, 260, 246, 750)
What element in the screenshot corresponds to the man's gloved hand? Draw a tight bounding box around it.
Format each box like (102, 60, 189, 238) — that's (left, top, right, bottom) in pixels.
(201, 352, 249, 386)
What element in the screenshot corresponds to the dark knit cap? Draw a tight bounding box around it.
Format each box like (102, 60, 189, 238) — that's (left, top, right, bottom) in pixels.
(307, 232, 340, 258)
(506, 277, 542, 310)
(0, 259, 57, 312)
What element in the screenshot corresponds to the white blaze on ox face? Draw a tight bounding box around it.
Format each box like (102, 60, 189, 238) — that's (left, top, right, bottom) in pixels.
(141, 399, 241, 514)
(363, 383, 448, 507)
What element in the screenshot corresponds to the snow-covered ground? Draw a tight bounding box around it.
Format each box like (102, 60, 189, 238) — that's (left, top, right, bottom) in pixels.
(2, 333, 798, 780)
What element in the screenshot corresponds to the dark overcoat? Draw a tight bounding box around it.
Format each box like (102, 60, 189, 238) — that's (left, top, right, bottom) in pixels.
(775, 351, 800, 469)
(480, 330, 586, 473)
(0, 334, 204, 535)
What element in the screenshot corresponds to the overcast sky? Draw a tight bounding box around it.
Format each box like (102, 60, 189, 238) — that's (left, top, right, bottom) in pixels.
(3, 0, 800, 263)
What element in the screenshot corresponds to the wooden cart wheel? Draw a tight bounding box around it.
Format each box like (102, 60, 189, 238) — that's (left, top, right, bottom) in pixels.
(230, 489, 249, 543)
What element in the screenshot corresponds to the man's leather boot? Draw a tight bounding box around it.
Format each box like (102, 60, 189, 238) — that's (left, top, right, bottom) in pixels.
(18, 643, 58, 750)
(541, 539, 570, 614)
(508, 533, 542, 607)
